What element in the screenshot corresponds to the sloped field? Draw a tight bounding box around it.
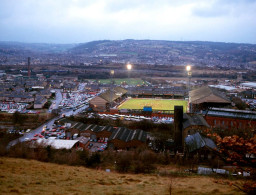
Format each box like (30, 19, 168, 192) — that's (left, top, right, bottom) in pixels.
(0, 157, 243, 195)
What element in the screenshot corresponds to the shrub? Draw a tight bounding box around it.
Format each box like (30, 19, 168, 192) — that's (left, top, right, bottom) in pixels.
(116, 152, 132, 173)
(86, 152, 101, 168)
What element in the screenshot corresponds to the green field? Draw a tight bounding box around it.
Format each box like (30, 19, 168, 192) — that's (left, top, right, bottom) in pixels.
(96, 78, 144, 85)
(118, 98, 188, 112)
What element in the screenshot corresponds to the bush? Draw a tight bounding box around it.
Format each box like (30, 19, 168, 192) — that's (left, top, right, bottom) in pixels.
(116, 152, 132, 173)
(86, 152, 101, 168)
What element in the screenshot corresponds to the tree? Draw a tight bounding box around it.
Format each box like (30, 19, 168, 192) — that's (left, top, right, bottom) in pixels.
(232, 97, 248, 110)
(205, 129, 256, 194)
(13, 111, 24, 125)
(86, 153, 101, 168)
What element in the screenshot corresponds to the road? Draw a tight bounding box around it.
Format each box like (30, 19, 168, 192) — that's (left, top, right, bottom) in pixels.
(7, 89, 89, 149)
(49, 89, 62, 111)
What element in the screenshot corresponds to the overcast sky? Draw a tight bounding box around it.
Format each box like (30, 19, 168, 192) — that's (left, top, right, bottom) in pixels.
(0, 0, 256, 44)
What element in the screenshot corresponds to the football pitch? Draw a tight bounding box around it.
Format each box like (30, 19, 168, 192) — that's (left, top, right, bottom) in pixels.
(96, 78, 144, 85)
(118, 98, 188, 112)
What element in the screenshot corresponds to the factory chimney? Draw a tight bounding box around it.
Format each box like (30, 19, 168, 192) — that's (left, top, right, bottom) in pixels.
(28, 57, 31, 77)
(174, 106, 183, 153)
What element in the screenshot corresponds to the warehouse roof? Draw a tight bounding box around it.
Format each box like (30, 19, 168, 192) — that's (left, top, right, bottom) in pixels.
(109, 127, 147, 143)
(36, 139, 79, 150)
(207, 107, 256, 120)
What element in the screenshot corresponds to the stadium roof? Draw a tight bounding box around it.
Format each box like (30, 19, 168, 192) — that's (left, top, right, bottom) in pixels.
(189, 86, 230, 104)
(99, 86, 127, 103)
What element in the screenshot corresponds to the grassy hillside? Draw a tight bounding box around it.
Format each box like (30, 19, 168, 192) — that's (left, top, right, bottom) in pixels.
(0, 157, 243, 195)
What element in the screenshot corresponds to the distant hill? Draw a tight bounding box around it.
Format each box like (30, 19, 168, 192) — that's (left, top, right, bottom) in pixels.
(69, 39, 256, 64)
(71, 40, 112, 53)
(0, 157, 243, 194)
(1, 40, 256, 66)
(0, 41, 76, 54)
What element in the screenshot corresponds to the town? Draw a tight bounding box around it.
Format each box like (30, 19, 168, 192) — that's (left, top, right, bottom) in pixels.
(0, 41, 256, 194)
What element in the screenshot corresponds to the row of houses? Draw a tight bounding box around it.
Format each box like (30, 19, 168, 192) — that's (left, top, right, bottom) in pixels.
(0, 92, 34, 103)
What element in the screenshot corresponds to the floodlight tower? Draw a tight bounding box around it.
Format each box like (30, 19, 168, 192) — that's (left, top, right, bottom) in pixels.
(186, 65, 192, 112)
(126, 63, 132, 97)
(110, 70, 115, 109)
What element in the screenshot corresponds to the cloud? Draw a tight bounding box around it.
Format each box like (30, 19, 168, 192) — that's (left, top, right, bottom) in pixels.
(0, 0, 255, 43)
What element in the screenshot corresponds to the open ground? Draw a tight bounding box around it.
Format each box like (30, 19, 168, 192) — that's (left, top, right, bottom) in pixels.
(0, 157, 244, 195)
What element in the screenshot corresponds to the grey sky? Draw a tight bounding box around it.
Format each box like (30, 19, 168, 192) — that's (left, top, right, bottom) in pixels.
(0, 0, 256, 44)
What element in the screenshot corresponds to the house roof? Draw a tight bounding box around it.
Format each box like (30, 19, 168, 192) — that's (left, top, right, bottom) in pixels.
(183, 114, 210, 130)
(189, 86, 230, 104)
(34, 95, 47, 104)
(75, 136, 90, 145)
(185, 132, 217, 153)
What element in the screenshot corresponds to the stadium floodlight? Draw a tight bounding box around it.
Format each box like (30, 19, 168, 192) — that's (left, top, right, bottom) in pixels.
(126, 63, 132, 97)
(186, 65, 192, 113)
(127, 63, 132, 70)
(186, 65, 191, 72)
(110, 70, 115, 109)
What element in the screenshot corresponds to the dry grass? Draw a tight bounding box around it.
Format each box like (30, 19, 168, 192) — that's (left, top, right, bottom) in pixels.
(0, 157, 244, 195)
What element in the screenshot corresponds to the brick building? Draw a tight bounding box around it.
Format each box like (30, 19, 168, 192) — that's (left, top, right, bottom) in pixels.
(205, 107, 256, 130)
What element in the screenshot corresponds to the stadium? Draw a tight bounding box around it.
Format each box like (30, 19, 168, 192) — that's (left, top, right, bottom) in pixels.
(118, 98, 188, 113)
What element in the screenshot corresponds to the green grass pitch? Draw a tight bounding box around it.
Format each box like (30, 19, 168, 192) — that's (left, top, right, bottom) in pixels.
(97, 78, 145, 85)
(118, 98, 188, 112)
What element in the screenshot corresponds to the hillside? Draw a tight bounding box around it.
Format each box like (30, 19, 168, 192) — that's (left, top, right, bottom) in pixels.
(1, 40, 256, 67)
(0, 157, 244, 195)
